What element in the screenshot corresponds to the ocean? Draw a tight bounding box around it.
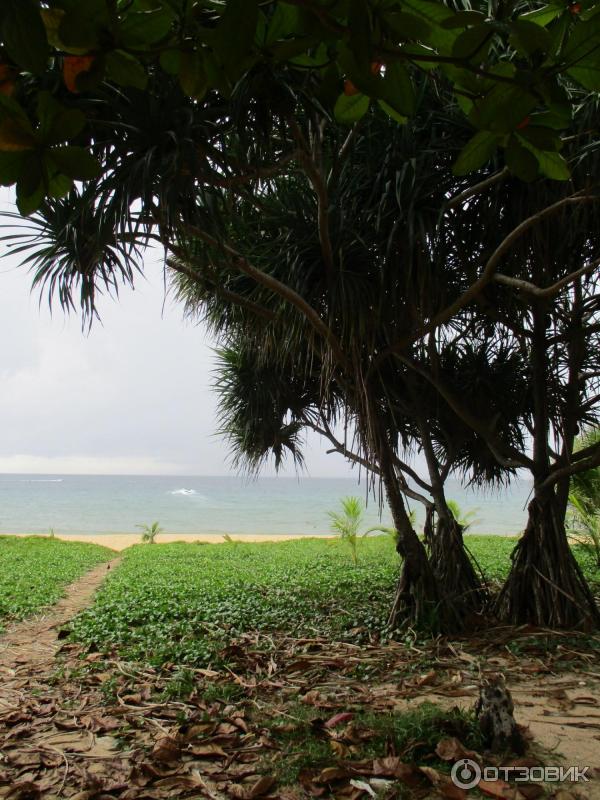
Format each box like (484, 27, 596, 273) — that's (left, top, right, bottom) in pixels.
(0, 474, 531, 537)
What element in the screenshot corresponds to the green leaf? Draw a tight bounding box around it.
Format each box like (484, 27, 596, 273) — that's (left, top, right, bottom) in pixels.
(470, 84, 537, 133)
(509, 20, 552, 55)
(0, 118, 36, 152)
(377, 99, 407, 125)
(16, 181, 44, 215)
(519, 5, 563, 27)
(213, 0, 259, 80)
(118, 8, 174, 48)
(442, 10, 487, 28)
(453, 131, 499, 175)
(16, 153, 44, 214)
(265, 3, 301, 45)
(567, 59, 600, 89)
(383, 11, 431, 40)
(36, 92, 86, 146)
(0, 97, 36, 151)
(380, 62, 416, 117)
(348, 0, 372, 71)
(47, 171, 73, 199)
(517, 125, 561, 151)
(159, 49, 181, 75)
(0, 151, 26, 186)
(48, 146, 101, 181)
(1, 0, 49, 74)
(505, 138, 539, 181)
(452, 24, 493, 60)
(517, 136, 570, 180)
(563, 13, 600, 86)
(106, 51, 148, 90)
(179, 51, 208, 99)
(401, 0, 458, 53)
(56, 1, 109, 52)
(334, 93, 370, 124)
(529, 108, 571, 129)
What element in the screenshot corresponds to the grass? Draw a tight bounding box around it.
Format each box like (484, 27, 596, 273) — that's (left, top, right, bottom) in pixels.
(69, 534, 598, 667)
(264, 701, 484, 785)
(0, 536, 113, 626)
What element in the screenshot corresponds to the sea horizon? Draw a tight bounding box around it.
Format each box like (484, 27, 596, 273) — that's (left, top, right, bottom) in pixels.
(0, 473, 532, 537)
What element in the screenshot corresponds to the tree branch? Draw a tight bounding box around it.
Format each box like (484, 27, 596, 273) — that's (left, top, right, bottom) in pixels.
(375, 192, 598, 365)
(168, 252, 277, 322)
(289, 118, 335, 281)
(308, 418, 434, 508)
(181, 224, 349, 370)
(397, 354, 534, 470)
(493, 256, 600, 299)
(446, 167, 509, 210)
(541, 440, 600, 490)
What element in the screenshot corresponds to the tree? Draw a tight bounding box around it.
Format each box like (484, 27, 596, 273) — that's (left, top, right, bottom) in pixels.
(3, 7, 600, 631)
(411, 116, 600, 627)
(171, 91, 545, 630)
(1, 0, 600, 220)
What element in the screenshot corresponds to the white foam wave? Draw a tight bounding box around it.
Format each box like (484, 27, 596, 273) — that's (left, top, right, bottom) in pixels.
(170, 488, 197, 496)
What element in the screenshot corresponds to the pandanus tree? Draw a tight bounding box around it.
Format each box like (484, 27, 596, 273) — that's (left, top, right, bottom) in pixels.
(171, 90, 540, 630)
(412, 108, 600, 628)
(3, 5, 600, 632)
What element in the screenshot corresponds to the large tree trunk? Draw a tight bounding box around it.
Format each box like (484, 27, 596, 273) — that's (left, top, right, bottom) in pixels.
(429, 508, 487, 621)
(495, 487, 600, 629)
(496, 298, 599, 629)
(381, 448, 448, 632)
(417, 416, 486, 621)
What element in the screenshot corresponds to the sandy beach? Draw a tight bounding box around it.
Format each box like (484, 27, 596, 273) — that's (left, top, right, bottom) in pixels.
(7, 532, 321, 551)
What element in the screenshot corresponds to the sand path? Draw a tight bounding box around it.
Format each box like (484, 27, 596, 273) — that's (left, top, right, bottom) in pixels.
(0, 557, 121, 673)
(7, 531, 322, 551)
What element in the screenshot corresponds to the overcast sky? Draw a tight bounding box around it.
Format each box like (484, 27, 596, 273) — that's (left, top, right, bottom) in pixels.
(0, 193, 355, 477)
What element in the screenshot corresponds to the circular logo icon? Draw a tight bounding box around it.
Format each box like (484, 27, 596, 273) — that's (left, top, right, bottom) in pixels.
(451, 759, 482, 790)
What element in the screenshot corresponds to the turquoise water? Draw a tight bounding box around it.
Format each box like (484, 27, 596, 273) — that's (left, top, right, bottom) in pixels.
(0, 474, 531, 536)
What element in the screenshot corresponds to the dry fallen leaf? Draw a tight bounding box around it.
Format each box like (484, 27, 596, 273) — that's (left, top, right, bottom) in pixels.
(324, 712, 354, 729)
(435, 737, 481, 763)
(349, 779, 376, 798)
(420, 766, 467, 800)
(478, 778, 518, 799)
(151, 735, 182, 763)
(188, 743, 228, 759)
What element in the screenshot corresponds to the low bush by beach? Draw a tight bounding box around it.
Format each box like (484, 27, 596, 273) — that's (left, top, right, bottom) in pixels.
(0, 536, 112, 627)
(70, 536, 598, 667)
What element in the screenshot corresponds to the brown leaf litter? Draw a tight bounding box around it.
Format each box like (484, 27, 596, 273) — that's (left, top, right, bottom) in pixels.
(0, 568, 599, 799)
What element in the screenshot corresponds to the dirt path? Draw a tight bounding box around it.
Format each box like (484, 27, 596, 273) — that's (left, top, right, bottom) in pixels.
(0, 579, 598, 799)
(0, 558, 120, 675)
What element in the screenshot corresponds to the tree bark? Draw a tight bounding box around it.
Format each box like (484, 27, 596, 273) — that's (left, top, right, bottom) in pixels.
(495, 487, 600, 628)
(380, 447, 447, 632)
(417, 411, 487, 621)
(496, 299, 599, 629)
(429, 510, 487, 621)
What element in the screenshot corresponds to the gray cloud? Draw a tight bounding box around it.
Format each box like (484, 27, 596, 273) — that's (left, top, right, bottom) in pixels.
(0, 210, 353, 477)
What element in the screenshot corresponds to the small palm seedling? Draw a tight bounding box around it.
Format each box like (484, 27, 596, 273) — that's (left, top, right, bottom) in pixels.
(447, 500, 480, 533)
(137, 521, 163, 544)
(329, 496, 408, 563)
(568, 426, 600, 566)
(568, 493, 600, 567)
(329, 496, 364, 565)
